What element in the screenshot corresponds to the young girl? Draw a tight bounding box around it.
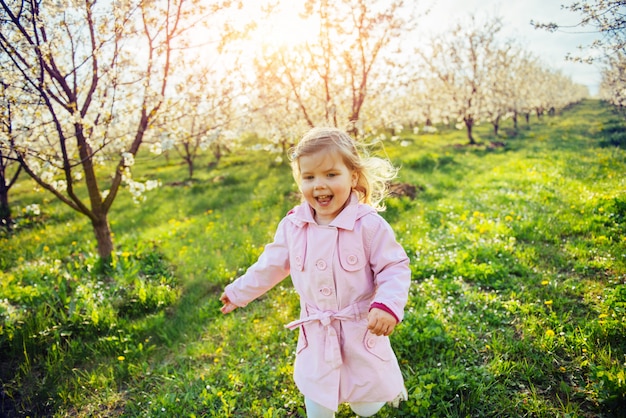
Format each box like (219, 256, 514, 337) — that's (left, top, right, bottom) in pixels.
(220, 127, 411, 417)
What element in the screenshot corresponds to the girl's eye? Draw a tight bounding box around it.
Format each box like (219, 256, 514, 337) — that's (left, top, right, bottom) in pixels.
(327, 173, 336, 177)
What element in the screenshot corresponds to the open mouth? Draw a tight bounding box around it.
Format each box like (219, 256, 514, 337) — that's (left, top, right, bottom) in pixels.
(315, 195, 333, 206)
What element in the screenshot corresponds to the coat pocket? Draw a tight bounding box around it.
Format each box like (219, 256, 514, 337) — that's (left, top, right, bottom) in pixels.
(288, 226, 307, 272)
(362, 330, 392, 361)
(338, 247, 366, 272)
(290, 244, 306, 272)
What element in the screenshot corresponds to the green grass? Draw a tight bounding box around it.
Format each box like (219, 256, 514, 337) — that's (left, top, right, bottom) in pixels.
(1, 99, 625, 417)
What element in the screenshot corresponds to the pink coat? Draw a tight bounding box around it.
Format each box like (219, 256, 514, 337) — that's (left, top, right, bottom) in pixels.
(224, 193, 411, 411)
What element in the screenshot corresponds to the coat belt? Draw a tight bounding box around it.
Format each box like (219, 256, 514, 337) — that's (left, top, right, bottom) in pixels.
(285, 300, 370, 369)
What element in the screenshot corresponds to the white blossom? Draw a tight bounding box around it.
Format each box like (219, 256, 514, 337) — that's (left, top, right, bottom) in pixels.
(149, 142, 163, 155)
(122, 152, 135, 167)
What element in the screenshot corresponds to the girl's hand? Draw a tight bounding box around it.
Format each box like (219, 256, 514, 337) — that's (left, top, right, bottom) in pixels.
(220, 293, 238, 314)
(367, 308, 397, 336)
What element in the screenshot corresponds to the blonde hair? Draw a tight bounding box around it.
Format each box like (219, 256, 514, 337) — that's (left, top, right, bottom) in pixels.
(289, 127, 398, 211)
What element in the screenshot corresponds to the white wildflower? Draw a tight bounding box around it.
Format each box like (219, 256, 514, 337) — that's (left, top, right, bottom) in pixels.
(25, 204, 41, 216)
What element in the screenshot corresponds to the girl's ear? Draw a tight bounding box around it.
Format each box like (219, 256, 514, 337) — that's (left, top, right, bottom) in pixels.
(351, 171, 359, 188)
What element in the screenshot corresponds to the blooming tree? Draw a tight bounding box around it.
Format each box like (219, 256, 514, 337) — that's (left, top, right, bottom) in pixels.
(149, 65, 247, 179)
(533, 0, 626, 114)
(532, 0, 625, 63)
(600, 52, 626, 111)
(413, 15, 589, 143)
(482, 45, 518, 136)
(416, 16, 509, 144)
(250, 94, 311, 156)
(0, 0, 237, 261)
(505, 52, 541, 130)
(251, 0, 420, 139)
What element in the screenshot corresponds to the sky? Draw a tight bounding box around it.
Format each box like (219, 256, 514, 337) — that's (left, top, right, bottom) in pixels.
(420, 0, 603, 95)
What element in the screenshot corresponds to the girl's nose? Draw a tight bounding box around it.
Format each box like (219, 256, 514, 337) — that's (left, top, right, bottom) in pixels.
(313, 179, 325, 189)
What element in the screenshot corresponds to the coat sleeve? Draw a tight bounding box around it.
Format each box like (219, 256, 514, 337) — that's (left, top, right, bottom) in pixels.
(224, 218, 291, 307)
(366, 216, 411, 322)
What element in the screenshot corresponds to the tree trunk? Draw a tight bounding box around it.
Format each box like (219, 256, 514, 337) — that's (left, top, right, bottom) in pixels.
(536, 107, 543, 118)
(213, 144, 222, 164)
(0, 157, 21, 230)
(186, 157, 194, 179)
(0, 187, 11, 229)
(465, 118, 476, 145)
(92, 213, 113, 263)
(513, 112, 518, 130)
(493, 115, 500, 136)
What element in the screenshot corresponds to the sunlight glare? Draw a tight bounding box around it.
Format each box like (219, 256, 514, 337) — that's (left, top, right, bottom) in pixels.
(239, 1, 318, 53)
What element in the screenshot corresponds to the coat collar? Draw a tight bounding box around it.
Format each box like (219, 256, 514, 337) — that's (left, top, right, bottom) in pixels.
(287, 192, 375, 230)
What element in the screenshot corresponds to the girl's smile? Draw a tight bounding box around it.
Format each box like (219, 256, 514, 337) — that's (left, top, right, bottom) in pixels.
(315, 195, 332, 205)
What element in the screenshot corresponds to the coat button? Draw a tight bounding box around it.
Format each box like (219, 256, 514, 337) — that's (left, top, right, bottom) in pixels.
(320, 287, 332, 296)
(366, 337, 376, 348)
(315, 259, 327, 270)
(347, 255, 358, 265)
(295, 256, 303, 268)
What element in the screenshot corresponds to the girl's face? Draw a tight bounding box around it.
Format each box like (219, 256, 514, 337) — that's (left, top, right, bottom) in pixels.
(298, 148, 358, 225)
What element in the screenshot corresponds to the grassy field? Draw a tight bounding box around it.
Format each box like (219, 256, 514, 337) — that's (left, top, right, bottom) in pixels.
(1, 100, 625, 417)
